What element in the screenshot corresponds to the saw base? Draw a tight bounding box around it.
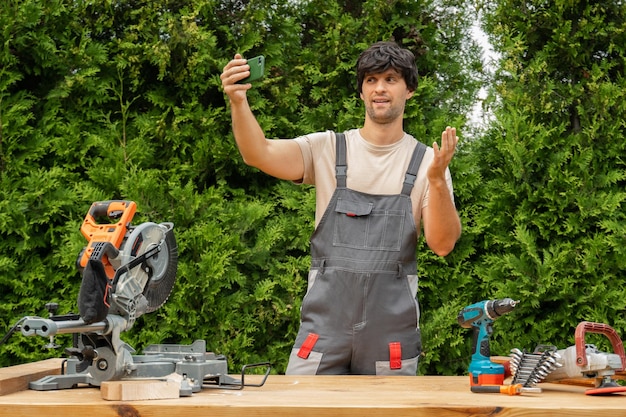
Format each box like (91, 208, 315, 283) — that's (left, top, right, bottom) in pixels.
(29, 340, 234, 396)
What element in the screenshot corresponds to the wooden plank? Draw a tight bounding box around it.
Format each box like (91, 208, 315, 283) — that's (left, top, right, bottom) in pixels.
(0, 358, 64, 396)
(1, 373, 625, 417)
(101, 379, 180, 401)
(1, 361, 626, 417)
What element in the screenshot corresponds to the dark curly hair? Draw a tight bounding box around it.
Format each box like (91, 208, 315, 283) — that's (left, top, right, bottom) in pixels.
(356, 41, 418, 94)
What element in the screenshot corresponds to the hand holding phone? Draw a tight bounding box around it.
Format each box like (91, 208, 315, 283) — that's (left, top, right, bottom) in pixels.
(237, 55, 265, 84)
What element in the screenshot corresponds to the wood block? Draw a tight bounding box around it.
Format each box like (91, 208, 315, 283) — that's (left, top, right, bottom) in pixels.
(552, 372, 626, 387)
(0, 358, 63, 396)
(100, 379, 180, 401)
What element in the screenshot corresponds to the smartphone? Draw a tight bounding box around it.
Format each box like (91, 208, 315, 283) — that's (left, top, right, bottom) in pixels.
(237, 55, 265, 84)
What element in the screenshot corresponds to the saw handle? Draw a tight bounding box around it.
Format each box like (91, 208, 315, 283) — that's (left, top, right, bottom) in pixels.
(575, 321, 626, 372)
(79, 200, 137, 274)
(88, 200, 134, 220)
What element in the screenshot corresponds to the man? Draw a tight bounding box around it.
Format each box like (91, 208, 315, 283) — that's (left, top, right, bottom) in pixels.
(221, 41, 461, 375)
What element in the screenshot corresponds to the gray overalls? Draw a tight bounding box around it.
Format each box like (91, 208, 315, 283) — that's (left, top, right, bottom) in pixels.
(286, 132, 427, 375)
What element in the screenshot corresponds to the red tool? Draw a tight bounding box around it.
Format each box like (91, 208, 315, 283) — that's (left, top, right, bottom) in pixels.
(542, 321, 626, 395)
(575, 322, 626, 395)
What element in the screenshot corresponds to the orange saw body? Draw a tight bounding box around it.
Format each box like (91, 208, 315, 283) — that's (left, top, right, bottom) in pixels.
(78, 200, 137, 279)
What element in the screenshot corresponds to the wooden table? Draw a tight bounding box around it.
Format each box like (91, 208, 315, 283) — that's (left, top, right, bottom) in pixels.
(1, 359, 625, 416)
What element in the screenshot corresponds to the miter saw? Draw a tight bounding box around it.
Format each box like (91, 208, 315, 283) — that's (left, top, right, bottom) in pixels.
(6, 200, 269, 396)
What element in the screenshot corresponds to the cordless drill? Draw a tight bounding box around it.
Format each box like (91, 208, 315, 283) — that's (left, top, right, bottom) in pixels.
(457, 298, 519, 386)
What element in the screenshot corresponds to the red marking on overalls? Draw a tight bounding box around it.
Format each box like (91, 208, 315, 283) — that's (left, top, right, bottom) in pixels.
(389, 342, 402, 369)
(297, 333, 320, 359)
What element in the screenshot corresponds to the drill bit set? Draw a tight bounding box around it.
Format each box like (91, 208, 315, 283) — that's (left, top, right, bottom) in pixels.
(509, 347, 562, 390)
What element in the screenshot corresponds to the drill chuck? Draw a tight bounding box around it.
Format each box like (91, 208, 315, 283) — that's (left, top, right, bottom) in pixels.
(486, 298, 518, 320)
(457, 298, 519, 329)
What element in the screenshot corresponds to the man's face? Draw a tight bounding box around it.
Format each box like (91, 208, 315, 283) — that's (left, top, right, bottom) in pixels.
(360, 68, 414, 125)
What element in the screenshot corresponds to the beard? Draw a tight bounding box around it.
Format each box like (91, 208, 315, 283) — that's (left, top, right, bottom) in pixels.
(364, 101, 405, 125)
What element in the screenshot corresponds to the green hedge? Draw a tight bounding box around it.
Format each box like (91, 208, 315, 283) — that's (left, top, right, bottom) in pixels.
(2, 0, 624, 379)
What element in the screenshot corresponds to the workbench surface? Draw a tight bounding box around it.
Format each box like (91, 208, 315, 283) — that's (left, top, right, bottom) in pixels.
(1, 359, 625, 416)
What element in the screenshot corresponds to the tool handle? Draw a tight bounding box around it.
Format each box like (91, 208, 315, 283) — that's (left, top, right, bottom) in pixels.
(79, 200, 137, 271)
(89, 200, 134, 219)
(575, 321, 626, 372)
(470, 384, 522, 395)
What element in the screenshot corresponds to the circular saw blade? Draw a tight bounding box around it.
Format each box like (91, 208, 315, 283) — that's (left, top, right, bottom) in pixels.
(120, 222, 178, 313)
(143, 222, 178, 312)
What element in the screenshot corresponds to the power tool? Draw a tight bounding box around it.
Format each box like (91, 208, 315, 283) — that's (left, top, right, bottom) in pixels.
(540, 322, 626, 395)
(457, 298, 519, 386)
(4, 200, 270, 396)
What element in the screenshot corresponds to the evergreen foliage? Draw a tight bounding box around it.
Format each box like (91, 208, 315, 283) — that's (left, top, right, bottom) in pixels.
(0, 0, 481, 375)
(461, 0, 626, 361)
(4, 0, 624, 380)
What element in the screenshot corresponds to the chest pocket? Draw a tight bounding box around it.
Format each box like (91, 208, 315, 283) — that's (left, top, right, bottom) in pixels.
(332, 198, 405, 251)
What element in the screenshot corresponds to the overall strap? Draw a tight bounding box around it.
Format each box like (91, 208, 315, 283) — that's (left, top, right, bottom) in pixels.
(401, 142, 427, 196)
(334, 131, 347, 188)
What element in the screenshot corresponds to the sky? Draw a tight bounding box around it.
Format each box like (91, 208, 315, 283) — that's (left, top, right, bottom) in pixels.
(466, 19, 500, 134)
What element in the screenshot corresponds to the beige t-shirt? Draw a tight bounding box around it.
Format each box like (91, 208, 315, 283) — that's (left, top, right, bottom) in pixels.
(293, 129, 455, 235)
